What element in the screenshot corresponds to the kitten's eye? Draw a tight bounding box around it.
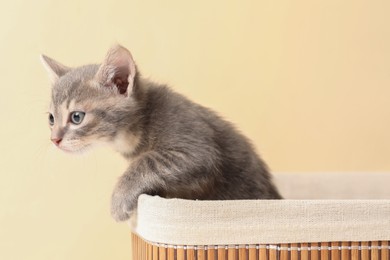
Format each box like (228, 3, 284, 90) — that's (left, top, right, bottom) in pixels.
(70, 112, 85, 125)
(48, 113, 55, 126)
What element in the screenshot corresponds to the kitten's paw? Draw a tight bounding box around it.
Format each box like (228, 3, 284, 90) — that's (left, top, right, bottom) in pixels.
(111, 207, 131, 222)
(110, 185, 137, 222)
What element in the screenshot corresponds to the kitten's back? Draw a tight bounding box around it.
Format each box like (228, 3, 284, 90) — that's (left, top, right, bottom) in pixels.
(138, 83, 282, 200)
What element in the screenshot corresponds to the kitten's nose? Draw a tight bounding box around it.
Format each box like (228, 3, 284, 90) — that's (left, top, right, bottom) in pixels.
(51, 138, 62, 146)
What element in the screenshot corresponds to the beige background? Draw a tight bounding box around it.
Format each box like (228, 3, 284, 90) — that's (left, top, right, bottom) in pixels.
(0, 1, 389, 260)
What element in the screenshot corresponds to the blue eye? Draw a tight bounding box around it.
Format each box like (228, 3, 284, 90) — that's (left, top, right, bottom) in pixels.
(49, 113, 54, 126)
(70, 112, 85, 125)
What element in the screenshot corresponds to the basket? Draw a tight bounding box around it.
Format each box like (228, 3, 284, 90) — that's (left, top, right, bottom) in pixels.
(130, 173, 390, 260)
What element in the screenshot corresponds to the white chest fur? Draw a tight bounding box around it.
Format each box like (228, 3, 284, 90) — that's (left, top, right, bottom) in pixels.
(112, 131, 140, 155)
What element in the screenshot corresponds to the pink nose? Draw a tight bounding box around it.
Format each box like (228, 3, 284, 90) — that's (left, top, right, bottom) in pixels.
(51, 138, 62, 146)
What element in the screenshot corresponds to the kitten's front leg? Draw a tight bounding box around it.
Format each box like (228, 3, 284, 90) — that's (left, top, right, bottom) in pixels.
(110, 173, 140, 222)
(110, 150, 209, 221)
(110, 154, 166, 221)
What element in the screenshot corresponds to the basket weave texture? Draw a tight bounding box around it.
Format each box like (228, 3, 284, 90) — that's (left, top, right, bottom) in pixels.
(132, 234, 390, 260)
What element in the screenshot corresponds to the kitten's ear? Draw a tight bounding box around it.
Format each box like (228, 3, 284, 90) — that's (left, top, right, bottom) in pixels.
(40, 54, 71, 84)
(95, 45, 136, 96)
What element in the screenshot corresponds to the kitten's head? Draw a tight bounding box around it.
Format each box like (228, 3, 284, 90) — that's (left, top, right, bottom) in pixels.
(42, 45, 140, 154)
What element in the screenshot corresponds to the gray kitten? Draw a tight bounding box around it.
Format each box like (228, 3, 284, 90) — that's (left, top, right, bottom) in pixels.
(41, 45, 282, 222)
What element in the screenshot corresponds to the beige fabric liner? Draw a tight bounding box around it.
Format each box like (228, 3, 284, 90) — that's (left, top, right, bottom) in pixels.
(133, 173, 390, 245)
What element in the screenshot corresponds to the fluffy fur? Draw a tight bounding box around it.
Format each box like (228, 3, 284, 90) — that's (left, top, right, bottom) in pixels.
(42, 45, 282, 222)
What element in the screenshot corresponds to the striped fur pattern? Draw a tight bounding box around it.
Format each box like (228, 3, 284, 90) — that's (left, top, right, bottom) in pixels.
(42, 45, 282, 221)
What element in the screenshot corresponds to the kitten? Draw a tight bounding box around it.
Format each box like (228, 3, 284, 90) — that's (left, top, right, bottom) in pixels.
(41, 45, 282, 222)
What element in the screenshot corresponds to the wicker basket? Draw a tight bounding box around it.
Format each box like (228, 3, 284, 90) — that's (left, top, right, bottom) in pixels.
(132, 235, 389, 260)
(130, 173, 390, 260)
